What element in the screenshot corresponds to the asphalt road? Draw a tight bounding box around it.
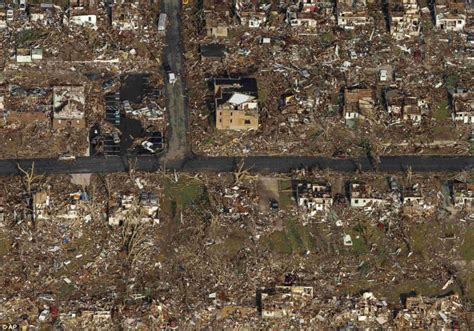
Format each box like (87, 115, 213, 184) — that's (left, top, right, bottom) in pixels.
(161, 0, 191, 164)
(0, 4, 471, 176)
(0, 155, 472, 176)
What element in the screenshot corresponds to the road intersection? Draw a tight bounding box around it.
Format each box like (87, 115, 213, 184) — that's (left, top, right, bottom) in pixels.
(0, 2, 472, 176)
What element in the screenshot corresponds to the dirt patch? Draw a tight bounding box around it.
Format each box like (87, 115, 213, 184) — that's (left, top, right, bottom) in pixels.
(257, 177, 279, 212)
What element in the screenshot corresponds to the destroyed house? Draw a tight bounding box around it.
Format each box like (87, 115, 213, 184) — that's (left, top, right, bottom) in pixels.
(286, 11, 317, 28)
(60, 191, 89, 218)
(234, 0, 268, 27)
(384, 89, 403, 117)
(260, 285, 314, 319)
(435, 0, 466, 32)
(349, 181, 386, 208)
(67, 310, 113, 328)
(332, 292, 391, 326)
(204, 0, 232, 11)
(402, 183, 424, 206)
(238, 10, 267, 27)
(295, 180, 333, 213)
(4, 85, 52, 124)
(450, 181, 474, 209)
(389, 0, 420, 38)
(204, 13, 229, 37)
(33, 191, 49, 220)
(6, 8, 12, 23)
(0, 89, 4, 119)
(0, 196, 4, 223)
(111, 3, 140, 30)
(70, 0, 97, 8)
(200, 43, 226, 61)
(139, 192, 159, 217)
(301, 0, 319, 12)
(466, 17, 474, 34)
(29, 3, 58, 25)
(204, 0, 231, 37)
(108, 193, 134, 226)
(384, 89, 426, 123)
(69, 7, 97, 29)
(292, 0, 334, 16)
(343, 88, 375, 121)
(401, 96, 424, 123)
(30, 6, 46, 23)
(401, 0, 418, 9)
(109, 192, 159, 225)
(0, 8, 6, 29)
(15, 48, 32, 63)
(467, 32, 474, 52)
(52, 86, 86, 129)
(15, 47, 43, 63)
(395, 295, 462, 329)
(336, 0, 373, 29)
(214, 77, 259, 130)
(450, 89, 474, 124)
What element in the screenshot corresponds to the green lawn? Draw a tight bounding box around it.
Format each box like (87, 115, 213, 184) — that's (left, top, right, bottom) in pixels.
(277, 179, 292, 210)
(211, 229, 248, 257)
(460, 227, 474, 261)
(445, 73, 459, 89)
(57, 283, 76, 302)
(433, 101, 450, 121)
(0, 234, 10, 257)
(351, 235, 369, 256)
(262, 220, 316, 254)
(15, 29, 47, 48)
(161, 178, 204, 217)
(320, 32, 334, 45)
(380, 279, 441, 304)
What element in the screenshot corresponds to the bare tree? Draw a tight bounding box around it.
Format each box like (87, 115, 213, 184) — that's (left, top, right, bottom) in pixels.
(233, 159, 255, 185)
(16, 162, 45, 227)
(454, 169, 471, 183)
(17, 162, 43, 195)
(127, 158, 138, 181)
(82, 180, 106, 223)
(406, 166, 413, 186)
(121, 208, 152, 268)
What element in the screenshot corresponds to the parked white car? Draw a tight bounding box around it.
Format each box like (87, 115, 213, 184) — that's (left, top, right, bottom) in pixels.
(142, 141, 155, 153)
(112, 132, 120, 144)
(168, 72, 176, 84)
(59, 154, 76, 161)
(122, 100, 132, 114)
(19, 0, 26, 11)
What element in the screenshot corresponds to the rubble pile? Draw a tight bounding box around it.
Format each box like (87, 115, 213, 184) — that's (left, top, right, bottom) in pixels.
(0, 0, 166, 159)
(0, 0, 472, 329)
(0, 169, 472, 328)
(182, 0, 473, 157)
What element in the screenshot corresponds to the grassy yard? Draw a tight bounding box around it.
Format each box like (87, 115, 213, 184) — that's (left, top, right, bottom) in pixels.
(262, 219, 316, 254)
(277, 179, 293, 210)
(433, 101, 450, 121)
(161, 178, 204, 217)
(460, 227, 474, 261)
(379, 279, 441, 304)
(15, 29, 47, 48)
(210, 228, 248, 257)
(0, 234, 10, 257)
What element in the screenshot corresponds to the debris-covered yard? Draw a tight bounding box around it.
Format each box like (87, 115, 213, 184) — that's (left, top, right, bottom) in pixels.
(0, 167, 472, 328)
(182, 0, 473, 157)
(0, 0, 167, 159)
